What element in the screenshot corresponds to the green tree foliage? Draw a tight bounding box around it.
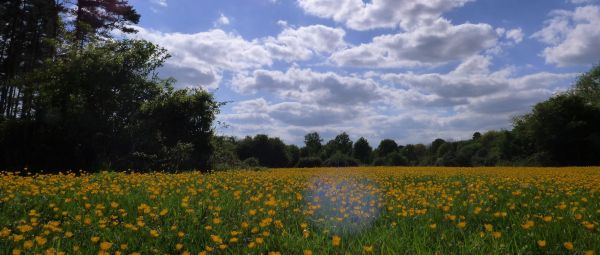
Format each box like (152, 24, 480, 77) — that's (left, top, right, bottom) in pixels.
(352, 137, 372, 164)
(372, 151, 408, 166)
(0, 40, 220, 171)
(376, 139, 398, 157)
(208, 136, 244, 171)
(0, 0, 63, 119)
(136, 87, 220, 170)
(286, 144, 300, 167)
(0, 0, 222, 172)
(72, 0, 140, 45)
(296, 157, 322, 168)
(323, 152, 359, 167)
(321, 132, 353, 159)
(302, 132, 322, 157)
(573, 63, 600, 108)
(513, 94, 600, 166)
(235, 134, 290, 168)
(400, 144, 427, 165)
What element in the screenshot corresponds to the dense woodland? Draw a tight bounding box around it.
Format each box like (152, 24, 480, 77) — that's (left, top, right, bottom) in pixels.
(1, 0, 599, 172)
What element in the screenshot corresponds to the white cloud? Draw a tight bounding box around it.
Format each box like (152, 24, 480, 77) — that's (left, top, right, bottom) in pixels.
(330, 19, 497, 68)
(297, 0, 473, 31)
(221, 56, 575, 144)
(506, 28, 524, 43)
(130, 27, 271, 89)
(533, 5, 600, 66)
(129, 24, 347, 89)
(382, 55, 508, 99)
(214, 13, 230, 27)
(570, 0, 594, 4)
(232, 67, 384, 106)
(383, 56, 575, 105)
(264, 25, 347, 61)
(152, 0, 167, 7)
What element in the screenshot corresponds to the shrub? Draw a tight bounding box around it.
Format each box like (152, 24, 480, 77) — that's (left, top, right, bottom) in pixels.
(323, 152, 359, 167)
(296, 157, 323, 168)
(243, 157, 260, 167)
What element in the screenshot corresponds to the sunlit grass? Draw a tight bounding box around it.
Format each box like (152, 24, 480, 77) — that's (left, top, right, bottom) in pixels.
(0, 167, 598, 254)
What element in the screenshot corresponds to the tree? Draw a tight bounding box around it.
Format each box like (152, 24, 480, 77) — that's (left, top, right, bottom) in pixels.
(235, 134, 290, 168)
(286, 144, 300, 167)
(513, 94, 600, 166)
(435, 143, 457, 166)
(455, 142, 480, 166)
(0, 0, 63, 119)
(296, 157, 322, 168)
(209, 136, 243, 171)
(0, 40, 222, 172)
(321, 132, 354, 160)
(324, 152, 359, 167)
(333, 132, 353, 155)
(386, 152, 408, 166)
(138, 88, 220, 171)
(303, 132, 322, 157)
(352, 137, 372, 164)
(72, 0, 140, 46)
(376, 139, 398, 157)
(572, 63, 600, 108)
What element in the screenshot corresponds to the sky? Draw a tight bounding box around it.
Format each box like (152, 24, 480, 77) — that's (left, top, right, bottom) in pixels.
(127, 0, 600, 145)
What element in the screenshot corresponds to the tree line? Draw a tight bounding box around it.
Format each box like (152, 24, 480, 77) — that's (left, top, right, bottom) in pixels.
(0, 0, 220, 172)
(1, 1, 598, 172)
(211, 65, 600, 169)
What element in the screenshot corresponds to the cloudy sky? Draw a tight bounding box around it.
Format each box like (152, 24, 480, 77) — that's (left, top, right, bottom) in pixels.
(128, 0, 600, 145)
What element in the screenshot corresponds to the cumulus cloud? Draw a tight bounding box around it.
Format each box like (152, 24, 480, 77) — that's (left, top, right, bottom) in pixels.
(232, 67, 384, 105)
(129, 24, 347, 89)
(383, 55, 576, 109)
(330, 19, 498, 68)
(506, 28, 524, 43)
(297, 0, 473, 31)
(221, 56, 575, 144)
(130, 27, 271, 89)
(152, 0, 167, 7)
(214, 13, 230, 27)
(220, 98, 373, 142)
(124, 2, 584, 145)
(570, 0, 594, 4)
(264, 25, 347, 61)
(532, 5, 600, 66)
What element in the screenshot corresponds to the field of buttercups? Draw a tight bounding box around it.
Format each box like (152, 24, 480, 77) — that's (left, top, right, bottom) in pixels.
(0, 167, 598, 254)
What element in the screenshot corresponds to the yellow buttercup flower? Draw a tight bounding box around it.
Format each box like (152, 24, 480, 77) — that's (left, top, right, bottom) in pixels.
(100, 241, 112, 250)
(484, 224, 493, 232)
(537, 240, 546, 248)
(332, 235, 341, 247)
(35, 236, 47, 245)
(492, 232, 501, 239)
(563, 242, 574, 250)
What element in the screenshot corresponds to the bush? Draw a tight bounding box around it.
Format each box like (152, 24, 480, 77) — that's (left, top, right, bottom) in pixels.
(323, 152, 359, 167)
(386, 152, 408, 166)
(296, 157, 323, 168)
(371, 152, 407, 166)
(242, 157, 260, 167)
(372, 157, 387, 166)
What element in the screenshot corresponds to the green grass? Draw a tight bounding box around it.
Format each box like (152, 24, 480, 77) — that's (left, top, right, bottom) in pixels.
(0, 167, 598, 254)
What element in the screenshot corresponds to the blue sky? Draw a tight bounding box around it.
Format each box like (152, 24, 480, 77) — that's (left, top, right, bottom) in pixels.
(127, 0, 600, 145)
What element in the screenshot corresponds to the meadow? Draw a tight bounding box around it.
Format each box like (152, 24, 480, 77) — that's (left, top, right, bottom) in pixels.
(0, 167, 598, 255)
